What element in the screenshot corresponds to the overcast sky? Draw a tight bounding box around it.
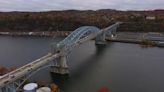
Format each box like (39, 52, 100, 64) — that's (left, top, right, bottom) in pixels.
(0, 0, 164, 11)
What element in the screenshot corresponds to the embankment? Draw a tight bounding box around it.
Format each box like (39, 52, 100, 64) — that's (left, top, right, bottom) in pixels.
(106, 32, 164, 47)
(0, 31, 71, 37)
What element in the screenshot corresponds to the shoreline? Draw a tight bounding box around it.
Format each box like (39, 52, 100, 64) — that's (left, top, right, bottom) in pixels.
(106, 32, 164, 47)
(106, 38, 164, 47)
(0, 31, 164, 47)
(0, 31, 71, 37)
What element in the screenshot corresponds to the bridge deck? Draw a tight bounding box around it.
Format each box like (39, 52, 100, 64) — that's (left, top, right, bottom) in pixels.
(0, 53, 59, 87)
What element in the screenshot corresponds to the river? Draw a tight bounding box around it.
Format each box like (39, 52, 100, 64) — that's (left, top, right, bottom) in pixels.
(0, 36, 164, 92)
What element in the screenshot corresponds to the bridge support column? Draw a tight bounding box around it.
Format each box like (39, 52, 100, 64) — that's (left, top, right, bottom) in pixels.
(112, 27, 117, 36)
(107, 27, 117, 39)
(95, 32, 106, 45)
(51, 55, 69, 87)
(51, 55, 69, 75)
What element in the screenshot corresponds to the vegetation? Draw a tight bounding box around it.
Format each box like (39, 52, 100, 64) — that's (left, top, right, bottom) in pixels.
(117, 22, 164, 32)
(0, 66, 16, 76)
(140, 39, 156, 46)
(0, 9, 163, 32)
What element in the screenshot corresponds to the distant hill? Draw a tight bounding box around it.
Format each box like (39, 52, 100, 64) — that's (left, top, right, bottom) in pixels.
(0, 9, 163, 32)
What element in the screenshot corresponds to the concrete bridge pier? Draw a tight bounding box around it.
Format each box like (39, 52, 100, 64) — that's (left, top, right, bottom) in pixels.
(51, 54, 69, 75)
(95, 32, 106, 45)
(112, 27, 117, 36)
(51, 55, 69, 86)
(107, 27, 117, 39)
(58, 55, 69, 74)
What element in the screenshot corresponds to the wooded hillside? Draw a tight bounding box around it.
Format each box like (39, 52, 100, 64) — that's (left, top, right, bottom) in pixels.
(0, 9, 164, 32)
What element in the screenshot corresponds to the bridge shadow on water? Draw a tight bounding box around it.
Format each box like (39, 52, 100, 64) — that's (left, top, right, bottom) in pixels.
(70, 44, 108, 76)
(68, 43, 113, 76)
(51, 43, 113, 91)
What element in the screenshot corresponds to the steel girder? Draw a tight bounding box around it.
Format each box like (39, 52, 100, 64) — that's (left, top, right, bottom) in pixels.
(52, 26, 101, 53)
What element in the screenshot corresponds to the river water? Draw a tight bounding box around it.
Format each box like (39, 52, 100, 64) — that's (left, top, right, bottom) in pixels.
(0, 36, 164, 92)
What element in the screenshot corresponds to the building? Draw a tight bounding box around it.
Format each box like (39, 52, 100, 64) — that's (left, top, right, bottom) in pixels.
(146, 16, 156, 20)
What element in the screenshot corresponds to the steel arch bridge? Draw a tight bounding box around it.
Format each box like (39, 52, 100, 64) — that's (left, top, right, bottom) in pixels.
(0, 22, 122, 92)
(52, 22, 121, 54)
(51, 26, 101, 53)
(51, 22, 122, 74)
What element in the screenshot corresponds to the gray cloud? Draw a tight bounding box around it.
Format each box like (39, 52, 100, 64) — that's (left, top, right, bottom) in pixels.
(0, 0, 163, 11)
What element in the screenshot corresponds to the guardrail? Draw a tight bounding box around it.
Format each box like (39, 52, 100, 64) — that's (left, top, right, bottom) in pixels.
(0, 53, 59, 87)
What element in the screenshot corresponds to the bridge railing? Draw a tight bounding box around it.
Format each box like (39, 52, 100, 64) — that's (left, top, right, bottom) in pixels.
(102, 22, 122, 32)
(0, 53, 59, 88)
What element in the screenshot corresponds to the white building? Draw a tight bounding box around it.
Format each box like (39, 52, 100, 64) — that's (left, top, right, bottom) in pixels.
(146, 16, 156, 20)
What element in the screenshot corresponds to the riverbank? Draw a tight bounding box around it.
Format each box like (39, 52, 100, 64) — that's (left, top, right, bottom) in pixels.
(1, 31, 164, 47)
(0, 31, 71, 37)
(106, 32, 164, 47)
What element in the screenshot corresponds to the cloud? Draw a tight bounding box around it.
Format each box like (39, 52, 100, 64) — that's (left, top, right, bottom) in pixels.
(0, 0, 163, 11)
